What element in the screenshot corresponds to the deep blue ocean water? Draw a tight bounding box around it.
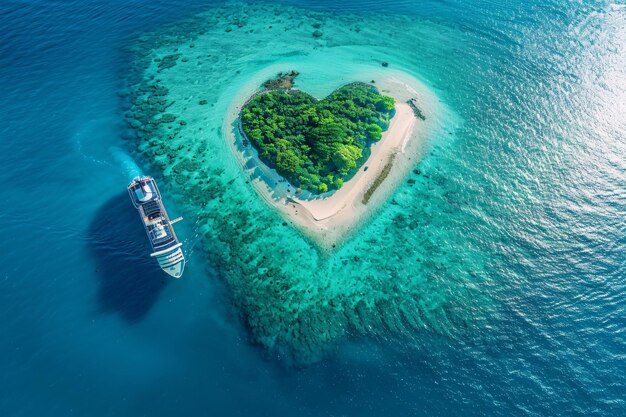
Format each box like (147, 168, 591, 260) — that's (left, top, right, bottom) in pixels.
(1, 0, 625, 416)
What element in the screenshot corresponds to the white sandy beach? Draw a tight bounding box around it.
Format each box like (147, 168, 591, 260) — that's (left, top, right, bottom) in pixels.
(225, 71, 442, 247)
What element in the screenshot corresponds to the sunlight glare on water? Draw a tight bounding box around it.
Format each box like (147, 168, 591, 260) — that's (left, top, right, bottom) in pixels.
(0, 0, 624, 416)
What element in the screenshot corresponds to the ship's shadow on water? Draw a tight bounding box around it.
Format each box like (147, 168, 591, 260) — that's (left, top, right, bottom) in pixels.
(89, 192, 167, 322)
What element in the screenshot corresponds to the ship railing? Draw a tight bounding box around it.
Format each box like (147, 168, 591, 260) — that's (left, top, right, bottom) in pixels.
(155, 202, 179, 243)
(148, 227, 173, 243)
(150, 243, 183, 258)
(127, 177, 163, 207)
(145, 177, 163, 201)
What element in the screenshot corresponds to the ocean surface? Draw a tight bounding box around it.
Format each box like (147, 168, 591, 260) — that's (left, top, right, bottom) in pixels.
(0, 0, 624, 416)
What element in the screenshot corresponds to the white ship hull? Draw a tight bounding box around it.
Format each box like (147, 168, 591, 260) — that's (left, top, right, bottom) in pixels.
(128, 176, 185, 278)
(153, 246, 185, 278)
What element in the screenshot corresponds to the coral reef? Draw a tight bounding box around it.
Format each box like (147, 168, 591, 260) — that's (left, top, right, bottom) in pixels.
(120, 2, 490, 364)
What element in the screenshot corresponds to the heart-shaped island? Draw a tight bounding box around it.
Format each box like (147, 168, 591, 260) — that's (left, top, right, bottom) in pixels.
(230, 71, 434, 247)
(240, 81, 395, 195)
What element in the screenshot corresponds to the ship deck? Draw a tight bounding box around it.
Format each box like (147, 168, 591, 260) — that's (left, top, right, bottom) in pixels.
(128, 177, 182, 252)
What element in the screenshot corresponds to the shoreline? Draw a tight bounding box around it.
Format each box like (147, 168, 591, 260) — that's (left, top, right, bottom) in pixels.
(225, 71, 442, 247)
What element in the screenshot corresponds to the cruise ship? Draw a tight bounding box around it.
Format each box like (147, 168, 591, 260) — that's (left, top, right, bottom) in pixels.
(128, 176, 185, 278)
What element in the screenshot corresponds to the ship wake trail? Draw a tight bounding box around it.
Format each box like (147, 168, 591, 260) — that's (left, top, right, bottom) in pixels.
(72, 117, 142, 181)
(111, 146, 142, 181)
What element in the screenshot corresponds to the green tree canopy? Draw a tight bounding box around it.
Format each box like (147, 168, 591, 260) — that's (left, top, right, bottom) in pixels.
(240, 82, 395, 193)
(332, 144, 362, 174)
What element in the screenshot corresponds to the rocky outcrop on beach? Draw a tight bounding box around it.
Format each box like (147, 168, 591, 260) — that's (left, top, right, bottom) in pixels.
(262, 70, 300, 90)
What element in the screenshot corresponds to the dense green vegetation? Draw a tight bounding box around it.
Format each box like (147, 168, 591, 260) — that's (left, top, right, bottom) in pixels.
(240, 82, 395, 193)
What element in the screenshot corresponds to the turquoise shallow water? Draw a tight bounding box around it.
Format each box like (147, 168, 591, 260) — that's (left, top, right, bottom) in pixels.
(1, 0, 625, 416)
